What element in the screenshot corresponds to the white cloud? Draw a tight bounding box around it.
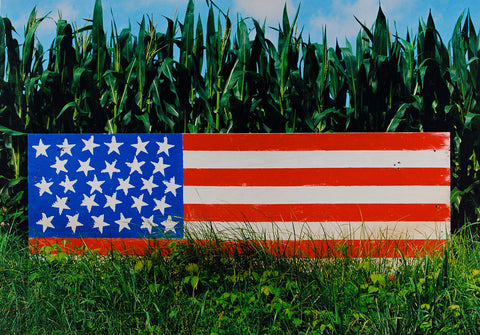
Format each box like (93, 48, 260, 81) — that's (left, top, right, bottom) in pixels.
(231, 0, 303, 43)
(233, 0, 298, 25)
(309, 0, 414, 44)
(55, 2, 81, 21)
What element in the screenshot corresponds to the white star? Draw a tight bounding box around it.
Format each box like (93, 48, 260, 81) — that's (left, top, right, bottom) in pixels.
(77, 158, 95, 176)
(117, 176, 134, 196)
(32, 139, 50, 157)
(86, 175, 104, 194)
(115, 213, 131, 232)
(126, 156, 144, 175)
(131, 136, 149, 156)
(82, 135, 100, 154)
(151, 157, 170, 176)
(81, 194, 99, 213)
(66, 213, 83, 234)
(161, 215, 178, 233)
(92, 214, 109, 234)
(35, 177, 53, 196)
(105, 136, 123, 155)
(59, 175, 77, 193)
(52, 195, 70, 215)
(104, 192, 122, 212)
(102, 160, 121, 178)
(131, 194, 148, 213)
(153, 196, 170, 215)
(141, 176, 158, 195)
(163, 176, 181, 197)
(51, 156, 68, 174)
(36, 213, 55, 232)
(156, 137, 174, 156)
(57, 138, 75, 156)
(141, 215, 158, 234)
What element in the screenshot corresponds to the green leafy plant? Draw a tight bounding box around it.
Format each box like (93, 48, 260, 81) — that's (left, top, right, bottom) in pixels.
(1, 1, 480, 232)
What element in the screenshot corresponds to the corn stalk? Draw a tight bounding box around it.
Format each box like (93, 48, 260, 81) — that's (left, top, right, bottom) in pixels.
(0, 2, 480, 230)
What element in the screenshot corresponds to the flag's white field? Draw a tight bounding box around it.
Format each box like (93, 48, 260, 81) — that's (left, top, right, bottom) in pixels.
(183, 186, 449, 204)
(28, 133, 450, 257)
(185, 221, 448, 241)
(184, 150, 449, 168)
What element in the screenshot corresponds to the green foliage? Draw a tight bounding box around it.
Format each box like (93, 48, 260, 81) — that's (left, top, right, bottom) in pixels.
(2, 230, 480, 333)
(1, 1, 480, 230)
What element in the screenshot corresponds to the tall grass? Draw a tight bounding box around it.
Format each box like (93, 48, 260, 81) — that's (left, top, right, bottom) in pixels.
(1, 0, 480, 231)
(2, 227, 480, 333)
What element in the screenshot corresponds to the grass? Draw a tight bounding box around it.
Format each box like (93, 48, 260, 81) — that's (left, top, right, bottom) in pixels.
(2, 226, 480, 334)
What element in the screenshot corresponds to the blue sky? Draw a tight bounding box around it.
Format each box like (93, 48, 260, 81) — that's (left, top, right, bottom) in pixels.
(1, 0, 480, 47)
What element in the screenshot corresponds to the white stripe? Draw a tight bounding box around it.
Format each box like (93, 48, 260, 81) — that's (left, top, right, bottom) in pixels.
(183, 150, 450, 169)
(185, 221, 450, 240)
(183, 186, 450, 204)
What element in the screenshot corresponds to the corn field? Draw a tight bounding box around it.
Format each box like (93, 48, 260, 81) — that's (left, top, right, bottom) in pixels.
(1, 0, 479, 232)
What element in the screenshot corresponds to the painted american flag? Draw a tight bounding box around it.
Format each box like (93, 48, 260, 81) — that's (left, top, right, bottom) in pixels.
(28, 133, 450, 257)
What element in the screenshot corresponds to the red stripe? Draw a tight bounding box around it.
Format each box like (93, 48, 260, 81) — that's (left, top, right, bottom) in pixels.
(183, 133, 450, 151)
(257, 239, 446, 258)
(29, 237, 445, 258)
(28, 237, 177, 256)
(183, 168, 450, 186)
(184, 203, 450, 222)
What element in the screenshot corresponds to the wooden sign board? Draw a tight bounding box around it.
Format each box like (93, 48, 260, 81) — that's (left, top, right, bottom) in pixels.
(28, 133, 450, 257)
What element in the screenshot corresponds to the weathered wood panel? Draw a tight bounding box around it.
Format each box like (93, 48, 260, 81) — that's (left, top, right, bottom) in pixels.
(28, 133, 450, 257)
